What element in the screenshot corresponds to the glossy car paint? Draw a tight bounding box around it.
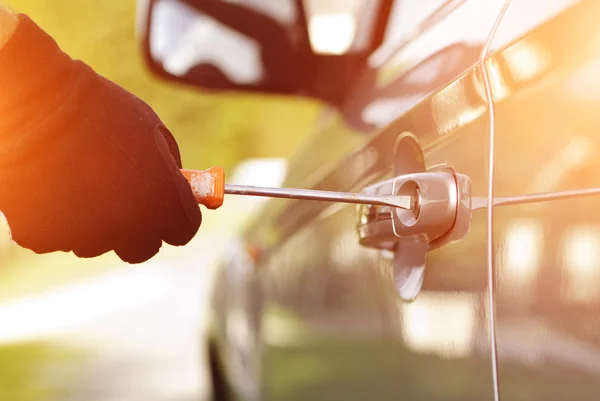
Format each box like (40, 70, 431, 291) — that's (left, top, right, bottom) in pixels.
(207, 1, 600, 400)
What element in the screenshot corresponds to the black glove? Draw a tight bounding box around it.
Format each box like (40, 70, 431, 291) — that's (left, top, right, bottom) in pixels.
(0, 15, 201, 263)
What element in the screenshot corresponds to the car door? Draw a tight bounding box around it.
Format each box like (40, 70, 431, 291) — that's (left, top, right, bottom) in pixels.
(490, 1, 600, 400)
(216, 1, 594, 400)
(242, 1, 499, 400)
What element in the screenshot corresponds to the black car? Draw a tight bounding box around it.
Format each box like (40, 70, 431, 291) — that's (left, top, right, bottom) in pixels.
(139, 0, 600, 400)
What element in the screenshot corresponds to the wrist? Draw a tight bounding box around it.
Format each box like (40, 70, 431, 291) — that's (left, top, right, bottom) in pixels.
(0, 14, 80, 138)
(0, 6, 18, 48)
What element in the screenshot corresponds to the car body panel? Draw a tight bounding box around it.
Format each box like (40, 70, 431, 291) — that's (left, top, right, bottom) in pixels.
(208, 1, 600, 400)
(491, 8, 600, 401)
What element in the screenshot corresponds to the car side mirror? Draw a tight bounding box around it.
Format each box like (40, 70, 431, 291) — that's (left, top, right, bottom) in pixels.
(138, 0, 393, 107)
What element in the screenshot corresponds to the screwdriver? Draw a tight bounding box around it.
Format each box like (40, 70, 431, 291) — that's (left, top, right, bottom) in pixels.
(181, 167, 416, 210)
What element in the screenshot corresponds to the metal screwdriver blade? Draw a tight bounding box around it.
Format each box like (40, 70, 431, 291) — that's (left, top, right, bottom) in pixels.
(224, 184, 416, 210)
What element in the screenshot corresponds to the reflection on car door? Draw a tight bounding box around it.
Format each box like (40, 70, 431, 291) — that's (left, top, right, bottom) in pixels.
(491, 1, 600, 400)
(257, 2, 503, 400)
(245, 1, 590, 401)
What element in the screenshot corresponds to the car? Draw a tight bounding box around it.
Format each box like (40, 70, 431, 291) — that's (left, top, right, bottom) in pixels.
(138, 0, 600, 400)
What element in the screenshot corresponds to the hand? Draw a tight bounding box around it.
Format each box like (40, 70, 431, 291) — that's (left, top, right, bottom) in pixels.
(0, 15, 201, 263)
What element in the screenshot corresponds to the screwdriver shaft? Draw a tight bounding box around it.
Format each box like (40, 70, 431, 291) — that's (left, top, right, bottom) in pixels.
(224, 184, 415, 210)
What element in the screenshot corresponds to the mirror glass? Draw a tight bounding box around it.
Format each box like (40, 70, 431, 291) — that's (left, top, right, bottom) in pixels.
(149, 0, 298, 85)
(150, 0, 259, 84)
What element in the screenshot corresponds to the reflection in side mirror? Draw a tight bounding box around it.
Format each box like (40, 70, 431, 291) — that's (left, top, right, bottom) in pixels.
(150, 0, 264, 85)
(139, 0, 395, 106)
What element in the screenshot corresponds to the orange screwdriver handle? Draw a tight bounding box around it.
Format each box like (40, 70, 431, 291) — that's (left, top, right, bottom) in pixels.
(180, 167, 225, 210)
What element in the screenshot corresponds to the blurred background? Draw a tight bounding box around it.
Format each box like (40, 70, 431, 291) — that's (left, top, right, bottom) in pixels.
(0, 1, 321, 400)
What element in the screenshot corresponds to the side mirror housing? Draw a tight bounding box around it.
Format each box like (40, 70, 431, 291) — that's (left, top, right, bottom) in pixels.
(138, 0, 392, 107)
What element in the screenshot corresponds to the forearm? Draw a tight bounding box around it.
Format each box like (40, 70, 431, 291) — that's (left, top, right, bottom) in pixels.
(0, 4, 18, 49)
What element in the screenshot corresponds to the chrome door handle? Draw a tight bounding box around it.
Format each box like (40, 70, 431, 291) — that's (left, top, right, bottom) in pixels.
(356, 167, 472, 302)
(357, 168, 472, 251)
(356, 133, 472, 301)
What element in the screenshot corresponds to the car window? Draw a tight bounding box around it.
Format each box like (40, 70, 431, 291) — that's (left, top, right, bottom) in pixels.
(303, 0, 382, 55)
(370, 0, 459, 66)
(343, 0, 580, 131)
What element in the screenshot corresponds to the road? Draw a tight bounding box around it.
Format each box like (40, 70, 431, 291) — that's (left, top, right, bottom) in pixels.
(0, 226, 230, 401)
(0, 194, 256, 401)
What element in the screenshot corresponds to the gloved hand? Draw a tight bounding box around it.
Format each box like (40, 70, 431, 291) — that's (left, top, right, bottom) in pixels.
(0, 15, 201, 263)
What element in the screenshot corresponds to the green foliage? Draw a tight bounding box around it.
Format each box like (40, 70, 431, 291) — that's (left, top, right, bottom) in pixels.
(264, 338, 600, 401)
(0, 343, 75, 401)
(5, 0, 322, 172)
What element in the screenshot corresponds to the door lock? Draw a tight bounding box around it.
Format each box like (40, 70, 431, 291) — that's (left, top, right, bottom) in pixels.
(356, 133, 472, 301)
(357, 168, 471, 250)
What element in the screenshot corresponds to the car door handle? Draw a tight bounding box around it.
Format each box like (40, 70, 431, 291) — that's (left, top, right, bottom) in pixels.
(356, 165, 472, 302)
(355, 133, 473, 302)
(357, 167, 472, 251)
